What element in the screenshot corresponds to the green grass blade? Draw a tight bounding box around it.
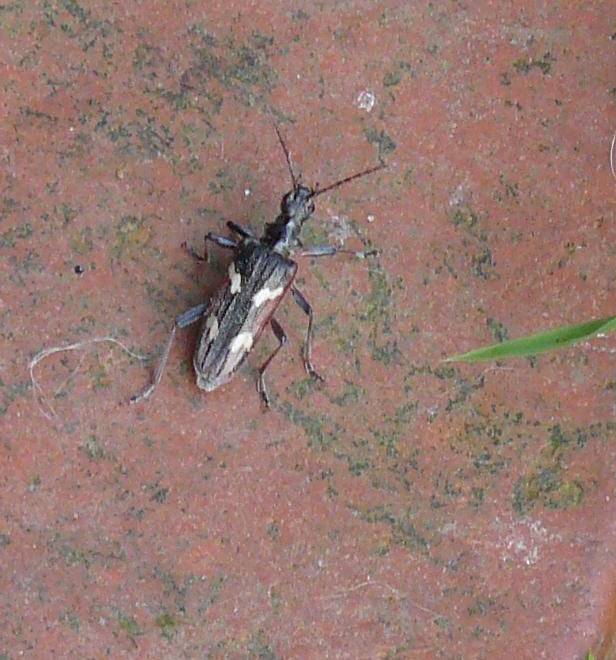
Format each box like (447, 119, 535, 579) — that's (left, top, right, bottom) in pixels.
(447, 315, 616, 362)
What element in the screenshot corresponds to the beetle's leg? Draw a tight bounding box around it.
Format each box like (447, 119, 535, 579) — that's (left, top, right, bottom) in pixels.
(298, 245, 379, 259)
(130, 302, 209, 404)
(176, 302, 209, 328)
(256, 317, 288, 409)
(204, 233, 238, 262)
(227, 221, 255, 238)
(291, 286, 325, 383)
(183, 234, 238, 262)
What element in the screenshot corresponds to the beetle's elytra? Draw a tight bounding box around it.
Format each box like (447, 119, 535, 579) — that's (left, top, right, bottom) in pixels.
(131, 126, 385, 407)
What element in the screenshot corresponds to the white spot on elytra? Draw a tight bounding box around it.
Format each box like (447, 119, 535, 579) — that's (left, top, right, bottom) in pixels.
(253, 285, 284, 308)
(205, 315, 219, 341)
(230, 331, 253, 354)
(228, 262, 241, 294)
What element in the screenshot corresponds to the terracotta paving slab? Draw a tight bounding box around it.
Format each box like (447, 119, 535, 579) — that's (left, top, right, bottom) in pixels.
(1, 1, 615, 658)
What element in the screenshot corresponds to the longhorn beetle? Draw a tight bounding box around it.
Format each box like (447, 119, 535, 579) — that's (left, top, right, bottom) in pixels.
(131, 126, 385, 407)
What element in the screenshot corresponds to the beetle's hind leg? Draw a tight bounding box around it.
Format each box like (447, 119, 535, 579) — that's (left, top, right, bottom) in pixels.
(291, 286, 325, 383)
(130, 302, 209, 404)
(256, 318, 288, 408)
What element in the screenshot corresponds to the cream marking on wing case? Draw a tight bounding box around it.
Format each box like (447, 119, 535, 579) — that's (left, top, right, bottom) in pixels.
(229, 331, 254, 354)
(228, 262, 241, 294)
(205, 315, 219, 341)
(252, 285, 284, 308)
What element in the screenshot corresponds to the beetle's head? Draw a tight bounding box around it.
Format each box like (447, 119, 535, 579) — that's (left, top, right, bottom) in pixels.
(280, 184, 315, 224)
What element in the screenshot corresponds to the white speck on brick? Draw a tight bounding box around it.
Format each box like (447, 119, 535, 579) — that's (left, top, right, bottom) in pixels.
(327, 214, 352, 244)
(356, 90, 376, 112)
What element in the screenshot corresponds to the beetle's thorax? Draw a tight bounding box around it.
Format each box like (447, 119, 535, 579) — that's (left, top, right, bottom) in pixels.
(262, 184, 315, 256)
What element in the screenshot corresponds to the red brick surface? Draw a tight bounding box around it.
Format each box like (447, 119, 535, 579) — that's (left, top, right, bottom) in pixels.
(1, 1, 615, 658)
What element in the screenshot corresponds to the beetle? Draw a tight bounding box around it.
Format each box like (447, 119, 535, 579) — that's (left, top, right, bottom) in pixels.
(131, 126, 385, 407)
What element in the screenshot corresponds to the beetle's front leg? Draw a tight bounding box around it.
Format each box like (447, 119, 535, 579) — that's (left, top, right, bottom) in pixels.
(291, 286, 324, 383)
(298, 245, 379, 259)
(227, 221, 255, 239)
(130, 301, 209, 404)
(183, 233, 238, 263)
(203, 233, 239, 261)
(256, 317, 288, 409)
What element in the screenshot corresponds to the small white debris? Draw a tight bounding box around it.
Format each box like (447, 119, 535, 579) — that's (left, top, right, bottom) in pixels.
(253, 285, 284, 308)
(367, 214, 375, 223)
(230, 332, 253, 353)
(448, 184, 466, 207)
(328, 214, 352, 244)
(244, 188, 251, 197)
(356, 90, 376, 112)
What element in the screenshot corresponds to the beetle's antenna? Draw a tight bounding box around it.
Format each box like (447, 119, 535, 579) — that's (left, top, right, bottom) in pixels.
(273, 123, 298, 190)
(310, 162, 386, 198)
